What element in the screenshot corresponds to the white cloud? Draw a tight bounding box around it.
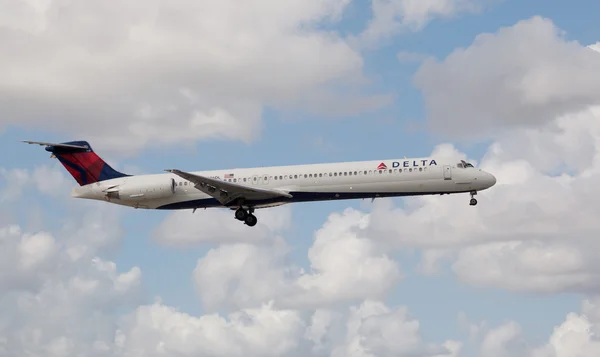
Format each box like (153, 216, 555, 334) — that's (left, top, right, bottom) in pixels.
(0, 222, 454, 357)
(193, 241, 295, 311)
(533, 313, 600, 357)
(479, 322, 529, 357)
(0, 222, 141, 357)
(480, 106, 600, 175)
(153, 205, 292, 247)
(452, 240, 598, 293)
(117, 301, 306, 357)
(114, 299, 455, 357)
(330, 300, 460, 357)
(0, 223, 450, 357)
(0, 225, 57, 291)
(462, 297, 600, 357)
(0, 163, 70, 202)
(360, 0, 484, 45)
(190, 208, 401, 311)
(441, 106, 600, 293)
(0, 0, 391, 155)
(59, 206, 125, 261)
(290, 208, 401, 306)
(413, 16, 600, 141)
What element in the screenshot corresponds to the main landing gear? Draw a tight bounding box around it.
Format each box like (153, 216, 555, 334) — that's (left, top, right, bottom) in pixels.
(235, 207, 258, 227)
(469, 191, 478, 206)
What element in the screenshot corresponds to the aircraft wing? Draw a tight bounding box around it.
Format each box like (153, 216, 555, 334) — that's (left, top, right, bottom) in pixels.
(165, 169, 293, 206)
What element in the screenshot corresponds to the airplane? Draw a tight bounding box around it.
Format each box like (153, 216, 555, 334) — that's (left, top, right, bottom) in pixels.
(23, 140, 497, 227)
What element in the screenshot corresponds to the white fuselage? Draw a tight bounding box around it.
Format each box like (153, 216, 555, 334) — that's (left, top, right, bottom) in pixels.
(71, 157, 497, 210)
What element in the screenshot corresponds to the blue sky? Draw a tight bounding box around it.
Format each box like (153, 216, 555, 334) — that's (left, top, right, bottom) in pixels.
(1, 1, 600, 356)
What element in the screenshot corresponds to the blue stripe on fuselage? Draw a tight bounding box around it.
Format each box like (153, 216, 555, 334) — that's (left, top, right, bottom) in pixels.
(155, 190, 471, 210)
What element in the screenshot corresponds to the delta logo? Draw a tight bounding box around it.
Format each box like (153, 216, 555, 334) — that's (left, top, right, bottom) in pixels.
(377, 162, 387, 170)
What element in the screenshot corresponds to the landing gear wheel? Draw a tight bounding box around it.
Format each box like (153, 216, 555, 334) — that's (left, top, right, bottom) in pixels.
(469, 191, 478, 206)
(235, 208, 248, 221)
(244, 214, 257, 227)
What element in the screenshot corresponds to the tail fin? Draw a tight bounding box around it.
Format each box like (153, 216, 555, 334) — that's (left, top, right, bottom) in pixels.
(23, 140, 130, 186)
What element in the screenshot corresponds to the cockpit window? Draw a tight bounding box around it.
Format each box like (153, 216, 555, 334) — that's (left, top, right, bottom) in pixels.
(458, 160, 475, 168)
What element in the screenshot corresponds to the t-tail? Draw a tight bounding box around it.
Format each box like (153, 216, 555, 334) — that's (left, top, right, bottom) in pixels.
(22, 140, 130, 186)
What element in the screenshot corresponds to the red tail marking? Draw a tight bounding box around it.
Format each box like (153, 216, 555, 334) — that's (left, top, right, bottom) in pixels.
(56, 152, 107, 185)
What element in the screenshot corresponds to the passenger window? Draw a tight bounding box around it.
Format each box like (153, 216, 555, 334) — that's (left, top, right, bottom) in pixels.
(419, 168, 423, 171)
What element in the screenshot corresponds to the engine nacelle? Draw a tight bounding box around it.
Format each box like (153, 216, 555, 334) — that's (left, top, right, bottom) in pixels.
(106, 178, 176, 201)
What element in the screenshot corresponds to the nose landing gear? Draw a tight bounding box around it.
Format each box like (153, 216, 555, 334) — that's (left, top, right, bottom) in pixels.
(235, 207, 257, 227)
(469, 191, 478, 206)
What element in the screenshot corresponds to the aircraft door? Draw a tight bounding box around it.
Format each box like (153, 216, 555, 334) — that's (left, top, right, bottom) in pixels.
(443, 165, 452, 180)
(262, 174, 269, 185)
(252, 175, 259, 185)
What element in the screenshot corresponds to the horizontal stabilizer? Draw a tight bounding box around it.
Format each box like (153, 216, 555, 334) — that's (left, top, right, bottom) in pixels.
(21, 140, 89, 150)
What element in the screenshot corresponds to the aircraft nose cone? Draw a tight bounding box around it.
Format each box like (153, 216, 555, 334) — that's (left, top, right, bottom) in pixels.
(484, 172, 496, 188)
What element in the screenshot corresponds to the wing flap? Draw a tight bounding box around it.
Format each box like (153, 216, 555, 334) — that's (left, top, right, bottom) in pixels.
(165, 169, 292, 206)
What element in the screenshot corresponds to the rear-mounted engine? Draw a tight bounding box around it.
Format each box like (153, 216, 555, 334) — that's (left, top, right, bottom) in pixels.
(105, 178, 176, 201)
